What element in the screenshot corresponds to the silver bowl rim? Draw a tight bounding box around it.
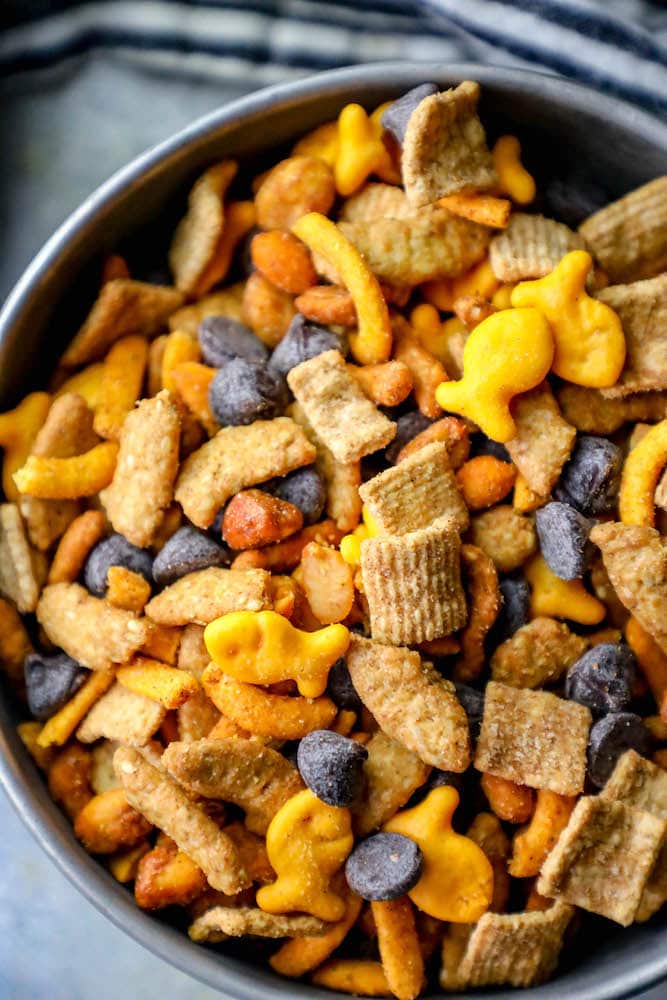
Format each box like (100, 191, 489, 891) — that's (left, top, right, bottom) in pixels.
(1, 60, 667, 1000)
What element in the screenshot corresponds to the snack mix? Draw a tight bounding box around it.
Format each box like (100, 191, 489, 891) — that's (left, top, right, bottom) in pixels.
(4, 80, 667, 998)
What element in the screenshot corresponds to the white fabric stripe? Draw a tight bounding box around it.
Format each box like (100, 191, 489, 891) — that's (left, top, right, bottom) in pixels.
(435, 0, 667, 91)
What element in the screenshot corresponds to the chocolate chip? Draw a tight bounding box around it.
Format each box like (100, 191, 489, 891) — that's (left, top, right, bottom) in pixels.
(297, 730, 368, 807)
(273, 467, 326, 525)
(381, 83, 439, 145)
(268, 314, 344, 377)
(556, 436, 622, 516)
(24, 652, 88, 720)
(535, 501, 594, 580)
(345, 832, 423, 900)
(198, 315, 268, 367)
(83, 533, 153, 597)
(208, 358, 288, 426)
(566, 643, 636, 716)
(587, 712, 651, 787)
(152, 525, 229, 587)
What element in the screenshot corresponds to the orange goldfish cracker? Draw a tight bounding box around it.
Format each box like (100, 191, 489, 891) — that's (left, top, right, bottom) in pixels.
(454, 545, 501, 683)
(94, 335, 149, 440)
(168, 160, 237, 295)
(397, 415, 470, 470)
(525, 554, 605, 625)
(625, 617, 667, 721)
(101, 253, 130, 284)
(270, 883, 362, 977)
(0, 391, 51, 501)
(74, 786, 152, 854)
(292, 120, 339, 167)
(54, 363, 105, 409)
(409, 303, 451, 362)
(202, 668, 337, 739)
(385, 786, 493, 922)
(292, 213, 392, 365)
(312, 960, 390, 996)
(456, 455, 516, 510)
(116, 656, 200, 710)
(250, 230, 317, 295)
(334, 103, 395, 197)
(481, 773, 534, 824)
(61, 280, 184, 368)
(619, 418, 667, 527)
(242, 271, 296, 349)
(439, 192, 511, 228)
(194, 200, 256, 297)
(135, 838, 207, 909)
(109, 840, 151, 884)
(299, 542, 355, 625)
(255, 155, 336, 230)
(47, 743, 93, 820)
(372, 898, 424, 1000)
(492, 283, 515, 309)
(295, 284, 358, 327)
(106, 566, 151, 613)
(392, 318, 447, 418)
(204, 609, 349, 698)
(222, 489, 303, 550)
(511, 251, 625, 388)
(48, 510, 107, 584)
(435, 308, 554, 443)
(492, 135, 536, 204)
(257, 788, 353, 921)
(114, 745, 249, 894)
(14, 442, 118, 499)
(0, 596, 33, 687)
(37, 671, 114, 750)
(348, 360, 413, 408)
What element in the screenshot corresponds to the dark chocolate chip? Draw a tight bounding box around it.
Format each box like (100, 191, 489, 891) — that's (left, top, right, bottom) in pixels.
(268, 314, 344, 377)
(381, 83, 439, 145)
(297, 730, 368, 807)
(152, 525, 229, 587)
(535, 501, 594, 580)
(566, 643, 636, 716)
(345, 832, 423, 900)
(198, 315, 268, 367)
(208, 358, 287, 426)
(24, 652, 88, 720)
(83, 533, 153, 597)
(587, 712, 651, 787)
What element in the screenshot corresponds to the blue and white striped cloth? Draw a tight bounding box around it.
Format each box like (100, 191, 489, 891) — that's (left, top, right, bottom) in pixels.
(0, 0, 666, 297)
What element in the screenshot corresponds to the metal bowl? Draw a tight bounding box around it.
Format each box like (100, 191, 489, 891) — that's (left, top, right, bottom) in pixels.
(1, 62, 666, 1000)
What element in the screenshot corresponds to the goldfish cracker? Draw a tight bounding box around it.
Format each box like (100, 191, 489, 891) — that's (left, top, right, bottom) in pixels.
(270, 883, 362, 977)
(54, 363, 104, 409)
(312, 959, 389, 996)
(492, 283, 515, 309)
(257, 788, 353, 921)
(292, 213, 392, 365)
(161, 330, 200, 393)
(492, 135, 536, 205)
(0, 391, 51, 501)
(511, 251, 625, 387)
(292, 120, 340, 167)
(384, 786, 493, 923)
(204, 610, 350, 698)
(451, 258, 500, 302)
(435, 308, 554, 443)
(525, 555, 605, 625)
(410, 304, 450, 362)
(619, 419, 667, 527)
(334, 104, 395, 197)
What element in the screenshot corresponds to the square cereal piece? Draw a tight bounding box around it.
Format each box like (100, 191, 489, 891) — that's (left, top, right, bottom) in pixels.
(441, 902, 574, 990)
(347, 635, 470, 772)
(505, 383, 577, 495)
(352, 731, 430, 835)
(102, 390, 181, 548)
(175, 416, 316, 528)
(145, 567, 272, 626)
(61, 280, 184, 368)
(489, 214, 585, 282)
(474, 681, 591, 796)
(337, 210, 490, 285)
(287, 351, 395, 464)
(0, 503, 40, 613)
(597, 275, 667, 397)
(601, 748, 667, 820)
(578, 176, 667, 284)
(401, 81, 497, 207)
(537, 796, 667, 925)
(359, 441, 468, 534)
(360, 515, 467, 644)
(36, 582, 149, 671)
(77, 682, 166, 745)
(289, 402, 361, 532)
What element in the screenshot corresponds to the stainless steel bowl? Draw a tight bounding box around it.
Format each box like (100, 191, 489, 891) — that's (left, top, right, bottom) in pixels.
(1, 62, 666, 1000)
